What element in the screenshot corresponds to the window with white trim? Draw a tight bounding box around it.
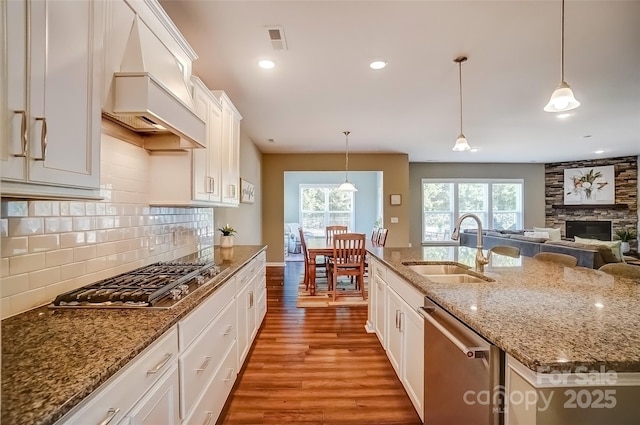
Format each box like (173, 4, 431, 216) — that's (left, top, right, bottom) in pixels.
(300, 185, 354, 237)
(421, 179, 523, 244)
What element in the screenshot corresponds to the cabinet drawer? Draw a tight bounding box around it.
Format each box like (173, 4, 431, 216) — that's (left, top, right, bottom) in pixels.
(182, 340, 237, 425)
(58, 327, 178, 425)
(373, 260, 387, 281)
(179, 277, 236, 350)
(180, 299, 237, 418)
(386, 270, 423, 310)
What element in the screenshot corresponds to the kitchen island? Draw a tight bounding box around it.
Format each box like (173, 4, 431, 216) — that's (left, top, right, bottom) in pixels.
(1, 245, 266, 425)
(366, 245, 640, 424)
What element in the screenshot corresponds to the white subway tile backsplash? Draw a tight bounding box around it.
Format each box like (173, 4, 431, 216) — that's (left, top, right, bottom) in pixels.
(2, 200, 28, 217)
(72, 217, 95, 231)
(1, 237, 28, 257)
(0, 135, 214, 319)
(60, 262, 86, 280)
(1, 273, 29, 297)
(45, 249, 74, 268)
(9, 253, 45, 275)
(60, 232, 86, 248)
(73, 245, 97, 262)
(28, 234, 60, 253)
(29, 267, 61, 290)
(8, 217, 44, 236)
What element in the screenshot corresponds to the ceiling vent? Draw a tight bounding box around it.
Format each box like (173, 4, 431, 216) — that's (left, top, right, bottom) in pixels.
(266, 26, 288, 51)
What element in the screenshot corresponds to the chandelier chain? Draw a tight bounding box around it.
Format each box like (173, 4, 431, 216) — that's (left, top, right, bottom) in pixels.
(560, 0, 565, 81)
(343, 130, 351, 179)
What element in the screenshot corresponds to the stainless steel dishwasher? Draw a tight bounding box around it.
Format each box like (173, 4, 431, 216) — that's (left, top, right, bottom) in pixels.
(419, 297, 504, 424)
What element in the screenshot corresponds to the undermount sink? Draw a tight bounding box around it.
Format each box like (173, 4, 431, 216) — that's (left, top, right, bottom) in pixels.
(402, 263, 471, 275)
(424, 274, 487, 284)
(402, 262, 495, 283)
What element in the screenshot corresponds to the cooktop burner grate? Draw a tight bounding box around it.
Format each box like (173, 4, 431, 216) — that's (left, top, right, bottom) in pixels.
(52, 261, 220, 308)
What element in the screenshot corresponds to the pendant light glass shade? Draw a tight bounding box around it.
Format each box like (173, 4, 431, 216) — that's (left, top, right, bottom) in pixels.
(452, 134, 471, 151)
(544, 81, 580, 112)
(545, 0, 580, 112)
(339, 131, 358, 192)
(452, 56, 471, 151)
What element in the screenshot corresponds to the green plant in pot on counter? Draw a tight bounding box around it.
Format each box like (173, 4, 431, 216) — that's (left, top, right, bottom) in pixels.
(218, 224, 236, 248)
(614, 228, 637, 254)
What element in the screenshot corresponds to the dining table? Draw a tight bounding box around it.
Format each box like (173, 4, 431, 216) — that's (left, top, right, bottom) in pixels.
(304, 235, 374, 296)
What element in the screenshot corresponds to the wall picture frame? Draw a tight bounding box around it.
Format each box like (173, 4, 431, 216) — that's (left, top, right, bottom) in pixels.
(390, 194, 402, 206)
(563, 165, 615, 205)
(240, 178, 255, 204)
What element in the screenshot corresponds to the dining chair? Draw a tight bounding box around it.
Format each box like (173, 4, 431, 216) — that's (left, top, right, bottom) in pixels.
(370, 228, 381, 245)
(598, 263, 640, 280)
(327, 233, 367, 301)
(326, 225, 348, 241)
(533, 252, 578, 267)
(299, 227, 325, 290)
(489, 245, 520, 258)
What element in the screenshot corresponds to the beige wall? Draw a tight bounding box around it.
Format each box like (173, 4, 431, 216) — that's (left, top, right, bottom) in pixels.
(408, 162, 546, 248)
(262, 153, 410, 263)
(214, 130, 263, 246)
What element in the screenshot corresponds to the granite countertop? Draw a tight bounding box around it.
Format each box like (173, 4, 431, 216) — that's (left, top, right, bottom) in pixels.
(367, 245, 640, 375)
(1, 245, 266, 425)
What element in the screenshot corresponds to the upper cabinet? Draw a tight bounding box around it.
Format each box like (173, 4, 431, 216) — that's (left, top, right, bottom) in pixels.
(146, 79, 242, 208)
(1, 0, 103, 199)
(214, 91, 242, 207)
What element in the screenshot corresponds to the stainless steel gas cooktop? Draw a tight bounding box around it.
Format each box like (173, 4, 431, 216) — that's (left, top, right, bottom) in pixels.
(51, 261, 223, 309)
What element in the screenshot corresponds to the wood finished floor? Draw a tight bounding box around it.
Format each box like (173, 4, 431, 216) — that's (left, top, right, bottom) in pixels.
(218, 262, 422, 425)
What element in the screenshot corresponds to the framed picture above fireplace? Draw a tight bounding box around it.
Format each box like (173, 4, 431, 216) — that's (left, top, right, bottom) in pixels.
(563, 165, 615, 205)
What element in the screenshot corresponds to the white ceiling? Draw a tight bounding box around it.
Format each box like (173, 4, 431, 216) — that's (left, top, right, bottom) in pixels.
(160, 0, 640, 163)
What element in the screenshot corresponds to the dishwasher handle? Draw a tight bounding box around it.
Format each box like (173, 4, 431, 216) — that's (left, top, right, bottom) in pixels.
(419, 306, 487, 359)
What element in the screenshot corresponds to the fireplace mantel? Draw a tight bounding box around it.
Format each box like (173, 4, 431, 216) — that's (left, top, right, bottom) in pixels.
(551, 204, 628, 210)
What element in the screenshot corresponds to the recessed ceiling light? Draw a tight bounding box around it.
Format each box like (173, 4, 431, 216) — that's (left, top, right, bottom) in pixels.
(594, 150, 605, 154)
(369, 60, 387, 70)
(556, 113, 572, 119)
(258, 59, 275, 69)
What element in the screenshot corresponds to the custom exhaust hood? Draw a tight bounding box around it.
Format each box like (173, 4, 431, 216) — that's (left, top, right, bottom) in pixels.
(103, 16, 206, 149)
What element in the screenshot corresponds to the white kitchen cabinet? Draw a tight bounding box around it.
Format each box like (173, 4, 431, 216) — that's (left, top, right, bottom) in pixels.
(1, 0, 102, 200)
(118, 365, 180, 425)
(213, 90, 242, 206)
(57, 327, 179, 425)
(237, 271, 257, 365)
(370, 260, 424, 423)
(369, 259, 387, 347)
(191, 77, 223, 204)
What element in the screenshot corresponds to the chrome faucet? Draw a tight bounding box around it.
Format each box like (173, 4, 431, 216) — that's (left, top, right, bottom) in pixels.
(451, 213, 489, 273)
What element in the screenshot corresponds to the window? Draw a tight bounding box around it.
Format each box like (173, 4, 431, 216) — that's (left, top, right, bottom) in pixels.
(422, 179, 523, 244)
(300, 185, 354, 237)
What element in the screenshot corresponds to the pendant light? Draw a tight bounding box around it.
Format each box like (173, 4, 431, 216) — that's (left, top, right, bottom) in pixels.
(338, 131, 358, 192)
(452, 56, 471, 152)
(544, 0, 580, 112)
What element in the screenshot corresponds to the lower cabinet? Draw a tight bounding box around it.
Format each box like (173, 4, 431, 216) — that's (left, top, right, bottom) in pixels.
(56, 252, 267, 425)
(118, 365, 180, 425)
(369, 257, 424, 422)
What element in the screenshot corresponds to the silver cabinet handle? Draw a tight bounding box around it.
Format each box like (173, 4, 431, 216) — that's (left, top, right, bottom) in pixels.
(146, 353, 172, 375)
(98, 408, 120, 425)
(202, 412, 214, 425)
(395, 309, 400, 329)
(13, 110, 27, 157)
(418, 307, 486, 359)
(33, 117, 47, 161)
(223, 325, 233, 336)
(224, 368, 235, 382)
(249, 291, 254, 308)
(196, 356, 211, 374)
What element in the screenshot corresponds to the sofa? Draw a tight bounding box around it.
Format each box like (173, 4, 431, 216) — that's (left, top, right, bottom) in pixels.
(460, 230, 620, 269)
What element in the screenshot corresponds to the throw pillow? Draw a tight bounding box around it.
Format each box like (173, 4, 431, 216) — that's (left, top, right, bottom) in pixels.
(573, 236, 623, 262)
(533, 227, 562, 242)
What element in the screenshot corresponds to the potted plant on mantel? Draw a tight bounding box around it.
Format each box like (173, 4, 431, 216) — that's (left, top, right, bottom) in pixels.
(218, 224, 237, 248)
(614, 228, 637, 254)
